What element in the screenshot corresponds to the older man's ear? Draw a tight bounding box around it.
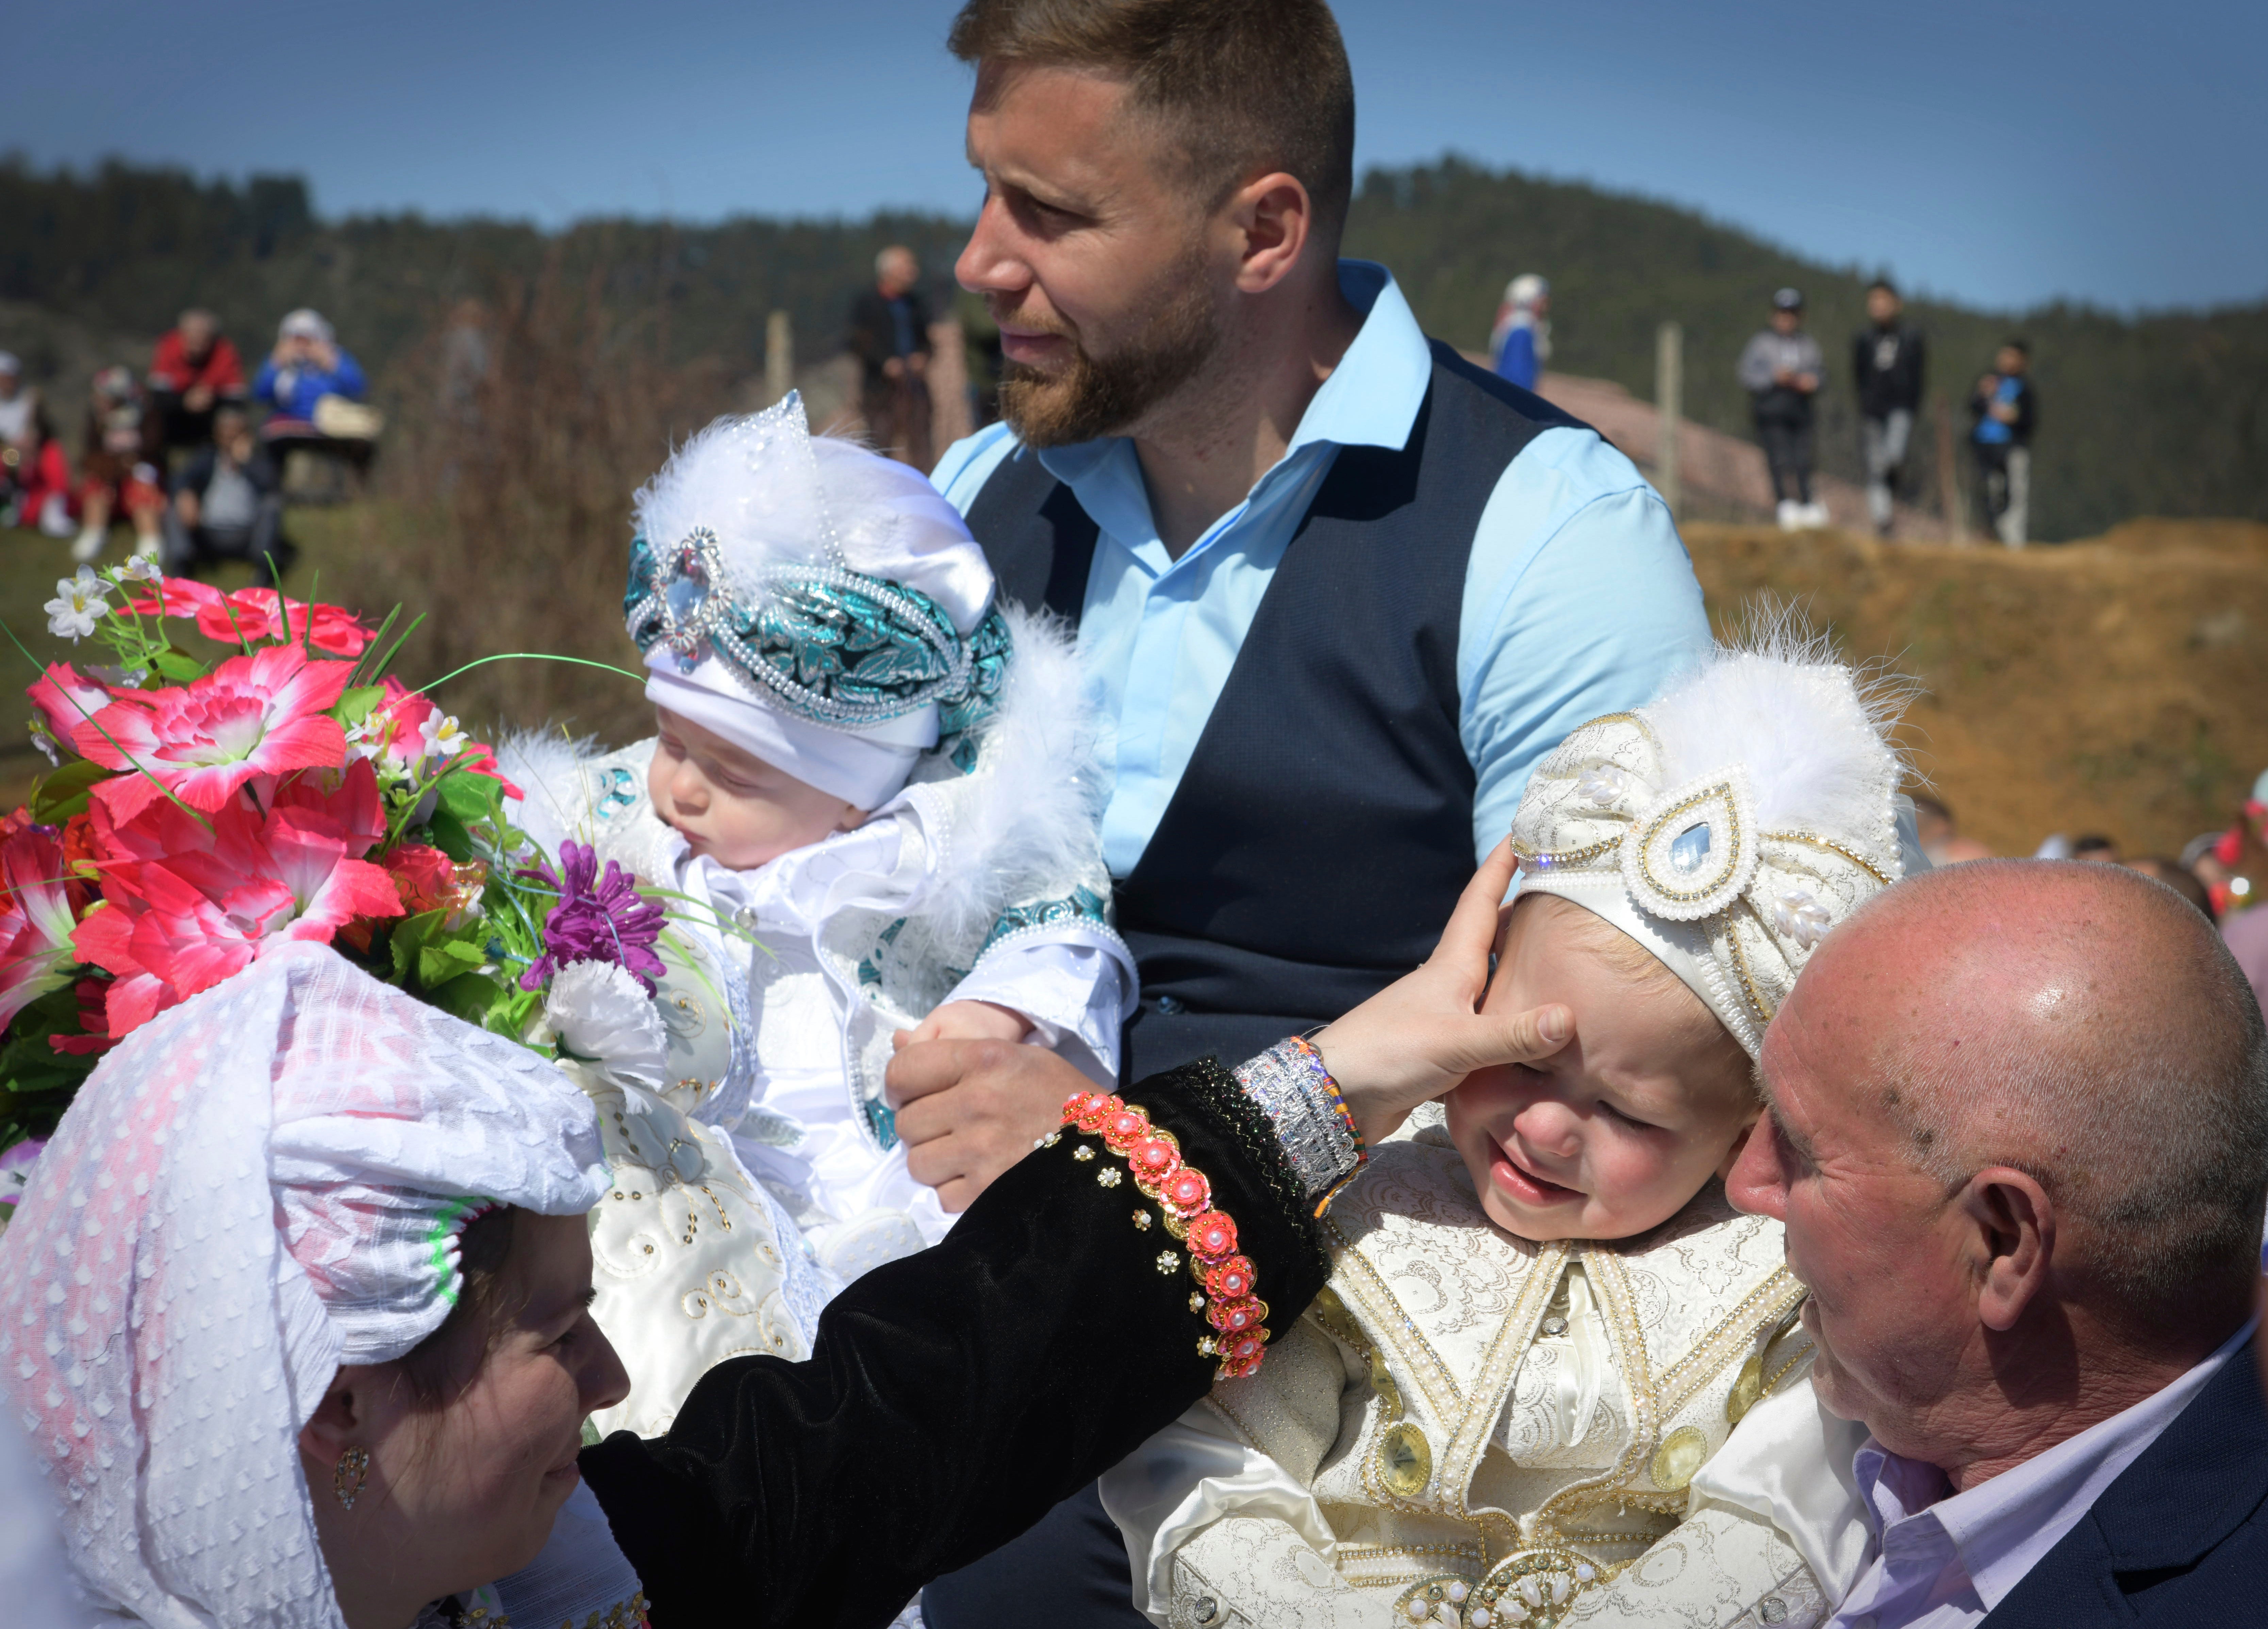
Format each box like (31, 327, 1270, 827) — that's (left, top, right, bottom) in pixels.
(1960, 1166, 2057, 1333)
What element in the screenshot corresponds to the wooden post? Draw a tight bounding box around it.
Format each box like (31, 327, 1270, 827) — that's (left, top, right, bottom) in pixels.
(764, 310, 794, 407)
(926, 320, 972, 461)
(1655, 320, 1683, 520)
(1934, 393, 1969, 545)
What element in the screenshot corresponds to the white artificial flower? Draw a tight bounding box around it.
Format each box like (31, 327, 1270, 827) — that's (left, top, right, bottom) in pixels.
(542, 960, 669, 1085)
(420, 711, 470, 764)
(43, 567, 109, 642)
(343, 719, 382, 764)
(113, 555, 163, 585)
(27, 720, 59, 768)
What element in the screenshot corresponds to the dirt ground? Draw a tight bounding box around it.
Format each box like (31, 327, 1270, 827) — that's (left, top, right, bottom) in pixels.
(1684, 518, 2268, 860)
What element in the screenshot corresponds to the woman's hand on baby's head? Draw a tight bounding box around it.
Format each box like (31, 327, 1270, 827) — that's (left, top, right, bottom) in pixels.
(1312, 840, 1574, 1145)
(898, 1000, 1036, 1049)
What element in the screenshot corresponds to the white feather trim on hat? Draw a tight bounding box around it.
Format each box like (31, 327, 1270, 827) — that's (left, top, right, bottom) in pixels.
(1509, 617, 1915, 1056)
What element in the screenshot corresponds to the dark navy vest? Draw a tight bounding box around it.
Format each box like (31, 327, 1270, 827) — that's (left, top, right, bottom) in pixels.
(967, 342, 1583, 1077)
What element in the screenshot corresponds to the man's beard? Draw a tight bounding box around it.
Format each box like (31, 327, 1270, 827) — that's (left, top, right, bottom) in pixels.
(995, 261, 1218, 449)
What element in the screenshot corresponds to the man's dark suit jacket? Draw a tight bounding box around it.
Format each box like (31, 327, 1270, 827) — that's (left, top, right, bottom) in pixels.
(1988, 1328, 2266, 1625)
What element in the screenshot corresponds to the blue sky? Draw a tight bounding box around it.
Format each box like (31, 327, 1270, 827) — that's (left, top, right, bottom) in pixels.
(11, 0, 2264, 314)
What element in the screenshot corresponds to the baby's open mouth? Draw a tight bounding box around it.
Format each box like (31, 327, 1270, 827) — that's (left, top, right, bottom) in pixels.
(1489, 1138, 1582, 1205)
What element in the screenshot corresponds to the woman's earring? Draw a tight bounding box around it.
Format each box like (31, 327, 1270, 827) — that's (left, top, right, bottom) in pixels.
(333, 1446, 370, 1510)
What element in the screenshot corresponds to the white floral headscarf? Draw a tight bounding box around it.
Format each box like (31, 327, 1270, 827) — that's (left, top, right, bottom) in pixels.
(0, 942, 608, 1627)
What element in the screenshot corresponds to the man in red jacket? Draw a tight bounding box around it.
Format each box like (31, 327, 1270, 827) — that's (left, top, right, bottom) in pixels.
(147, 308, 246, 454)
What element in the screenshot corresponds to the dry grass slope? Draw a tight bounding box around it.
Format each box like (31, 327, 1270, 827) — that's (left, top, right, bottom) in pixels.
(1686, 519, 2268, 857)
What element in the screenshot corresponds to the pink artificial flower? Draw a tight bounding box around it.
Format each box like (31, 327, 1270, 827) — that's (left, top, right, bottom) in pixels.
(73, 759, 400, 1038)
(27, 664, 114, 754)
(0, 826, 82, 1031)
(128, 581, 373, 658)
(73, 644, 353, 823)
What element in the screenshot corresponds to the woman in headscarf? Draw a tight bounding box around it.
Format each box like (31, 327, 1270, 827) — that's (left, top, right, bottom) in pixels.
(0, 849, 1550, 1628)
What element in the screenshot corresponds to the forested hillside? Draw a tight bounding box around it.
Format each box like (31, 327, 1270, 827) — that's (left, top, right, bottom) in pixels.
(6, 155, 2264, 539)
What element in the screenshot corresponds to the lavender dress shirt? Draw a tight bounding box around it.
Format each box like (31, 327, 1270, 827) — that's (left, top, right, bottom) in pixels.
(1824, 1318, 2255, 1628)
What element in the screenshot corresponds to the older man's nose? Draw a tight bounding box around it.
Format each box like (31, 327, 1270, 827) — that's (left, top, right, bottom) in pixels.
(1724, 1123, 1786, 1218)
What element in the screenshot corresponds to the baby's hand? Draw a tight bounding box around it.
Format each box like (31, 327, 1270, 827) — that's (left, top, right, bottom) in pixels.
(899, 1000, 1036, 1049)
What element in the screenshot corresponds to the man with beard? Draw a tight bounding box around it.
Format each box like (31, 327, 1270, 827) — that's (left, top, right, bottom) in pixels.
(903, 1, 1712, 1620)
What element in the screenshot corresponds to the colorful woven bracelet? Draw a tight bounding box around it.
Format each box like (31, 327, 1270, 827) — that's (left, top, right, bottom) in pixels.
(1050, 1088, 1271, 1380)
(1286, 1034, 1364, 1163)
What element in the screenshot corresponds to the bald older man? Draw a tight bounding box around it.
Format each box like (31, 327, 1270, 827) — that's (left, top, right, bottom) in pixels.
(1728, 859, 2268, 1627)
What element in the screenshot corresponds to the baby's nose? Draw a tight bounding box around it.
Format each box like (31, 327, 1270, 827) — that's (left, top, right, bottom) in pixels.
(1511, 1100, 1582, 1157)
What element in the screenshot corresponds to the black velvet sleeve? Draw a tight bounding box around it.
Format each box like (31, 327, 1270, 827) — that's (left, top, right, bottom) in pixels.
(579, 1059, 1330, 1628)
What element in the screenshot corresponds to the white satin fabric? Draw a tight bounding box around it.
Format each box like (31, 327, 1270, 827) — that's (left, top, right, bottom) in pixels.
(1103, 1403, 1344, 1617)
(1688, 1376, 1874, 1603)
(682, 793, 1128, 1260)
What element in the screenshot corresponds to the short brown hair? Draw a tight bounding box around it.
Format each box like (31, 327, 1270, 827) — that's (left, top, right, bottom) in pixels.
(949, 0, 1357, 237)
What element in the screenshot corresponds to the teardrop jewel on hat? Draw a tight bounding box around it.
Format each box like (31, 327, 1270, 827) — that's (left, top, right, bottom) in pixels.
(1621, 766, 1759, 922)
(334, 1445, 370, 1510)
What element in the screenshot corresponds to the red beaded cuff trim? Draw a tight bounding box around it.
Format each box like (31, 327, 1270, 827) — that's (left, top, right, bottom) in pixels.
(1056, 1089, 1272, 1380)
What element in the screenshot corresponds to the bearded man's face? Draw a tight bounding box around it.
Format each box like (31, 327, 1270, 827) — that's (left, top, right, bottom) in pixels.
(959, 63, 1227, 449)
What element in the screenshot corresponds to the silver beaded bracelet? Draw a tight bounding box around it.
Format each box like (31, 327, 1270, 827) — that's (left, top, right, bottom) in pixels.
(1233, 1038, 1363, 1199)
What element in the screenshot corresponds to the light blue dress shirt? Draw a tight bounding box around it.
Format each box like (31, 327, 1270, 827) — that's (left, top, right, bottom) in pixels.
(930, 261, 1711, 878)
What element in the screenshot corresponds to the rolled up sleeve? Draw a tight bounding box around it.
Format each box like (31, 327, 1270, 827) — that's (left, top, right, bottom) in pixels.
(1459, 428, 1713, 862)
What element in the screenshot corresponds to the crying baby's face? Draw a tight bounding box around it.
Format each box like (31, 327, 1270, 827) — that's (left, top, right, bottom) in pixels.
(1445, 893, 1757, 1244)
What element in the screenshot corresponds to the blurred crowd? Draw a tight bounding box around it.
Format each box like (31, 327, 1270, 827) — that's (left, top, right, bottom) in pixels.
(1916, 779, 2268, 1008)
(1486, 273, 2040, 543)
(0, 306, 381, 586)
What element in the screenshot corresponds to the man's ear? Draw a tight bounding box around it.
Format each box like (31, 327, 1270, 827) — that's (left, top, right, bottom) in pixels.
(1963, 1166, 2055, 1332)
(1227, 172, 1314, 295)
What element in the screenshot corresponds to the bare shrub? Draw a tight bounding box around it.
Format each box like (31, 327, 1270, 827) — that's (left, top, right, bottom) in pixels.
(338, 251, 735, 746)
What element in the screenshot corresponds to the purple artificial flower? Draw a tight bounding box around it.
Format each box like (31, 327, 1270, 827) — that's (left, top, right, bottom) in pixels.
(515, 840, 667, 993)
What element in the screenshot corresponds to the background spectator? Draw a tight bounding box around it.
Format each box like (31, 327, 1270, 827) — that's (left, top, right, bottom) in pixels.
(2126, 855, 2214, 918)
(253, 308, 368, 425)
(1852, 277, 1925, 537)
(0, 353, 71, 535)
(1737, 287, 1827, 530)
(146, 307, 246, 454)
(72, 366, 163, 563)
(162, 404, 293, 585)
(848, 245, 934, 468)
(1489, 272, 1551, 392)
(2071, 832, 2121, 862)
(1909, 791, 1995, 864)
(1970, 336, 2037, 546)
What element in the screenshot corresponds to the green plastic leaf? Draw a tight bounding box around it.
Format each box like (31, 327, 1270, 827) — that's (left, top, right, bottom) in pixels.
(435, 770, 500, 828)
(416, 936, 485, 989)
(425, 809, 476, 863)
(31, 759, 116, 824)
(148, 647, 207, 682)
(332, 686, 387, 728)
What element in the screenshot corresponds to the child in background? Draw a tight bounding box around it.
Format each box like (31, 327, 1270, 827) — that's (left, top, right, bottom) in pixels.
(1104, 631, 1920, 1629)
(509, 394, 1132, 1436)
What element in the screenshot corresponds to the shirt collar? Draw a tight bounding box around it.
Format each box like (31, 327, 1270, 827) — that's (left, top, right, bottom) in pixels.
(1038, 258, 1432, 492)
(1851, 1316, 2256, 1611)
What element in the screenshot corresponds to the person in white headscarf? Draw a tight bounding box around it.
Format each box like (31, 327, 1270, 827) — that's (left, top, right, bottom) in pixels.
(0, 897, 1570, 1626)
(1489, 272, 1551, 393)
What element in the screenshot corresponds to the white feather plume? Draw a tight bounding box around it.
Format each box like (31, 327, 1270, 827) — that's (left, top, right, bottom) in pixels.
(1643, 605, 1915, 842)
(913, 600, 1109, 944)
(494, 729, 609, 860)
